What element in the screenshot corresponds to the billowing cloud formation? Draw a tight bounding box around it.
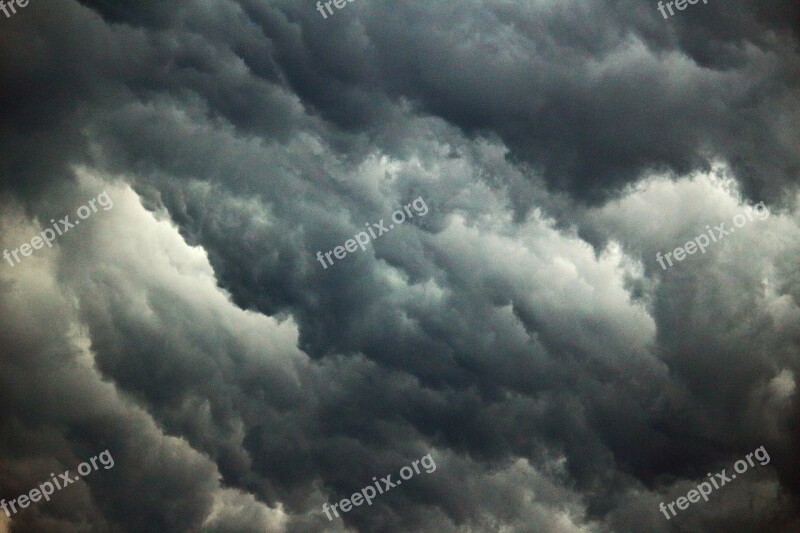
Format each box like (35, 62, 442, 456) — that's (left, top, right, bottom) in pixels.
(0, 1, 799, 532)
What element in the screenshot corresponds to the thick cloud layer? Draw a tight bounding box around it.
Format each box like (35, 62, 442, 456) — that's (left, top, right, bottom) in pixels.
(0, 1, 799, 532)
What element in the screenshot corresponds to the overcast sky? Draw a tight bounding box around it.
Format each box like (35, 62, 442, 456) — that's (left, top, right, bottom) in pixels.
(1, 1, 799, 532)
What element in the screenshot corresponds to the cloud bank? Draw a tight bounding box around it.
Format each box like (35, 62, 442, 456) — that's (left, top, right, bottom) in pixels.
(0, 0, 799, 531)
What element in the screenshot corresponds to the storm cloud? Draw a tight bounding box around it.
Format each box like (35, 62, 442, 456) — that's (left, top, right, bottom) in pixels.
(0, 0, 799, 532)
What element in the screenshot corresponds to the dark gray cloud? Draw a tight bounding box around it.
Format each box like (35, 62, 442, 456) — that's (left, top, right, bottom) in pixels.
(0, 1, 799, 532)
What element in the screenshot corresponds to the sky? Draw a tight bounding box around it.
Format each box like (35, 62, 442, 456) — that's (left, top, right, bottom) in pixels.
(0, 0, 799, 532)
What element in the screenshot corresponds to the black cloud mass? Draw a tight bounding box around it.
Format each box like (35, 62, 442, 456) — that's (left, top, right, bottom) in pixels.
(1, 0, 799, 532)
